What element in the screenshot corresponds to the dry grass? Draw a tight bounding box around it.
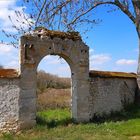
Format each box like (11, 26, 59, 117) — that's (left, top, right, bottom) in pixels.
(89, 70, 136, 78)
(0, 69, 19, 78)
(37, 70, 71, 94)
(37, 88, 71, 110)
(34, 27, 82, 41)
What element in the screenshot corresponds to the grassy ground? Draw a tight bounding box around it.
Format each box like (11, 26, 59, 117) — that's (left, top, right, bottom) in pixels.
(1, 104, 140, 140)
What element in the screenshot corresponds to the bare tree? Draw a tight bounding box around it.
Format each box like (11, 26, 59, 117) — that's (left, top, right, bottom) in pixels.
(3, 0, 140, 85)
(5, 0, 140, 46)
(37, 70, 71, 94)
(22, 1, 139, 33)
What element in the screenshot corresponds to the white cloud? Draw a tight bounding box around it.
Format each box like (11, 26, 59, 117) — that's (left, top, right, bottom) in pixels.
(5, 60, 19, 69)
(38, 55, 71, 77)
(0, 0, 33, 33)
(89, 50, 112, 71)
(134, 48, 139, 53)
(89, 48, 94, 54)
(0, 0, 15, 8)
(0, 42, 19, 69)
(0, 44, 12, 54)
(58, 66, 70, 73)
(0, 0, 32, 69)
(44, 56, 67, 65)
(116, 59, 137, 65)
(90, 54, 111, 65)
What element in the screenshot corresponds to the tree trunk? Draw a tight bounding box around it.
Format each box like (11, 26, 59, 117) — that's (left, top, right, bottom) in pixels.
(137, 35, 140, 84)
(136, 24, 140, 104)
(136, 6, 140, 87)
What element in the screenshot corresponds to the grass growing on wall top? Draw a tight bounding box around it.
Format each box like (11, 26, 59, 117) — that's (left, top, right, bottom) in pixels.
(1, 104, 140, 140)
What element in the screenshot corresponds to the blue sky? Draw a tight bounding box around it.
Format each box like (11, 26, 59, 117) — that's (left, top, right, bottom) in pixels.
(0, 0, 138, 77)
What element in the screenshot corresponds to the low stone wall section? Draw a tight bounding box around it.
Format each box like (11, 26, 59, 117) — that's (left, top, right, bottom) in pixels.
(0, 69, 138, 132)
(89, 70, 138, 118)
(0, 69, 20, 132)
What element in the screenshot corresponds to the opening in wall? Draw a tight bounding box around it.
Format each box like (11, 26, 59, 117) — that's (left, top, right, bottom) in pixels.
(36, 55, 72, 127)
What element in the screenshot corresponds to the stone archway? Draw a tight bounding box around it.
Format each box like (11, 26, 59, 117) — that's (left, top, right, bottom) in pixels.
(19, 29, 91, 129)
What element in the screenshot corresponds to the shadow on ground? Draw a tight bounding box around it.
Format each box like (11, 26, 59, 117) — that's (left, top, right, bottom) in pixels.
(91, 103, 140, 124)
(36, 116, 73, 128)
(36, 104, 140, 128)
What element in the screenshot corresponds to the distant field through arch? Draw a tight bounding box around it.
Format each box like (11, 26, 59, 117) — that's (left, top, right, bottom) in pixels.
(37, 55, 71, 112)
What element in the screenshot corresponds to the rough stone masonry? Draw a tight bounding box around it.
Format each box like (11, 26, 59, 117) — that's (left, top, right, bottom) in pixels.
(0, 29, 138, 132)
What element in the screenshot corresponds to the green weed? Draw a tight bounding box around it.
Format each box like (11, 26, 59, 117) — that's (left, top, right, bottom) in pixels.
(36, 108, 72, 128)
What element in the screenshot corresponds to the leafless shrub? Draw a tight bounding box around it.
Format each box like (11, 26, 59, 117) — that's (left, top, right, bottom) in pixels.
(37, 88, 71, 111)
(37, 70, 71, 94)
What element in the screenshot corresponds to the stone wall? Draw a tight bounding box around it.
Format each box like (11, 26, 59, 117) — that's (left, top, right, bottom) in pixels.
(0, 69, 20, 132)
(89, 71, 137, 118)
(0, 29, 139, 132)
(0, 69, 138, 132)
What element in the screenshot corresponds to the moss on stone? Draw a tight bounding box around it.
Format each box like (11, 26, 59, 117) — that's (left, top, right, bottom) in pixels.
(34, 27, 82, 41)
(0, 69, 19, 78)
(89, 70, 136, 79)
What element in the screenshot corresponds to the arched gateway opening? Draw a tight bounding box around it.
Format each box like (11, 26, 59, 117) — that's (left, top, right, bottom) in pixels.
(36, 55, 71, 125)
(19, 29, 91, 129)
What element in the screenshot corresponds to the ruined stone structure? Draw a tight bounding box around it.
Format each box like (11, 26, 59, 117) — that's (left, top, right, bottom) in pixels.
(0, 29, 138, 132)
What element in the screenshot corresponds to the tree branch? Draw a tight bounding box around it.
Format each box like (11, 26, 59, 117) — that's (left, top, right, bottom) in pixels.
(132, 0, 140, 38)
(114, 0, 136, 24)
(68, 0, 136, 27)
(35, 0, 47, 27)
(48, 0, 72, 21)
